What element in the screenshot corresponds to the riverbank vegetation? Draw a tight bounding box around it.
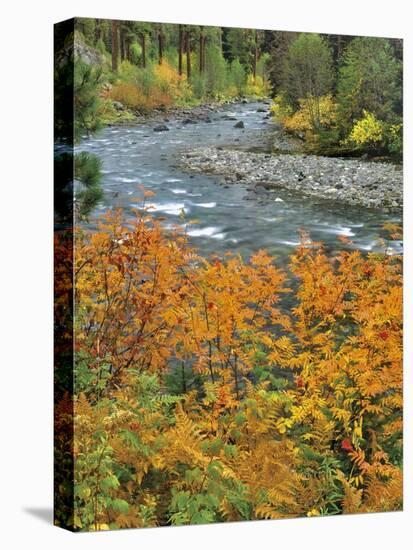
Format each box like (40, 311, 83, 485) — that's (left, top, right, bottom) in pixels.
(55, 200, 402, 530)
(269, 33, 402, 158)
(71, 20, 402, 159)
(74, 18, 270, 120)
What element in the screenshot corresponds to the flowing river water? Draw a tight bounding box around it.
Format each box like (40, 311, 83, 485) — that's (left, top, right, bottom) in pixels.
(77, 101, 402, 262)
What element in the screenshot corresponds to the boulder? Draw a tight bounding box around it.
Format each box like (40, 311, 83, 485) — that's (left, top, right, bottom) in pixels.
(153, 124, 169, 132)
(112, 101, 125, 111)
(234, 121, 245, 129)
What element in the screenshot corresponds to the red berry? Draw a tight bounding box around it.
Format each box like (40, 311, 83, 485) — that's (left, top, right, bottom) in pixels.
(341, 438, 354, 452)
(296, 376, 304, 388)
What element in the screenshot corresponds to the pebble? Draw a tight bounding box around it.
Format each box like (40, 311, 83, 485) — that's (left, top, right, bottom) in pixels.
(177, 146, 403, 211)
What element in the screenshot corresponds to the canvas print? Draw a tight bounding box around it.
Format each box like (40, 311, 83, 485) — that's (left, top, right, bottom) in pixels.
(54, 18, 403, 531)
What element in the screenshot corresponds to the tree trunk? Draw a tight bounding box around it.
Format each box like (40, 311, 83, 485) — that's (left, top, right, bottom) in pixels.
(186, 30, 191, 79)
(125, 37, 131, 62)
(253, 30, 258, 83)
(178, 25, 183, 76)
(203, 35, 207, 72)
(199, 26, 204, 73)
(158, 25, 163, 65)
(120, 27, 125, 62)
(141, 33, 146, 68)
(95, 19, 101, 43)
(111, 20, 119, 72)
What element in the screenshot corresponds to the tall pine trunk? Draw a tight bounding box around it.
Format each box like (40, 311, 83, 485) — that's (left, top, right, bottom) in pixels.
(253, 30, 258, 83)
(199, 26, 204, 73)
(158, 25, 163, 65)
(95, 19, 101, 43)
(186, 30, 191, 79)
(120, 27, 125, 62)
(178, 25, 183, 76)
(111, 20, 119, 72)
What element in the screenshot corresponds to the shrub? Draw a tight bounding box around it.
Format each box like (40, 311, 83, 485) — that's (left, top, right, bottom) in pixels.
(134, 65, 156, 98)
(110, 81, 145, 110)
(347, 111, 385, 147)
(270, 94, 293, 123)
(276, 94, 337, 141)
(245, 74, 269, 97)
(190, 73, 207, 99)
(386, 122, 403, 158)
(96, 38, 106, 54)
(54, 200, 402, 530)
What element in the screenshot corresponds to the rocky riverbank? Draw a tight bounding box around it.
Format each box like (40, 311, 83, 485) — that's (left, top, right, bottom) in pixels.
(111, 96, 268, 125)
(177, 146, 403, 212)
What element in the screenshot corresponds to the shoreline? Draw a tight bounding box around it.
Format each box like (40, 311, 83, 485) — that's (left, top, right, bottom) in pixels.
(176, 145, 403, 213)
(108, 96, 271, 126)
(106, 98, 402, 213)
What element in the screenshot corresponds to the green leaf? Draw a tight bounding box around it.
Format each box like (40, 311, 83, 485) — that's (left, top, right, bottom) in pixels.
(111, 498, 129, 514)
(100, 474, 120, 491)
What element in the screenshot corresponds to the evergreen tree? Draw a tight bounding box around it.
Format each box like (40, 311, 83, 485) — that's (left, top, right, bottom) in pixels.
(281, 33, 334, 129)
(337, 37, 401, 131)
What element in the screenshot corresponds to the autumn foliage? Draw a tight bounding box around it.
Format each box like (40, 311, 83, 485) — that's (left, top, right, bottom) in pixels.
(55, 196, 402, 531)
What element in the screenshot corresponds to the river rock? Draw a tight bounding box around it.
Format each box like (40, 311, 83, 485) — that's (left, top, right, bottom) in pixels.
(112, 101, 125, 111)
(234, 121, 245, 129)
(176, 145, 403, 212)
(154, 124, 169, 132)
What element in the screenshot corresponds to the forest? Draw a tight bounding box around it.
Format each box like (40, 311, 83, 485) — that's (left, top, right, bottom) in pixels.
(54, 18, 403, 531)
(68, 18, 402, 156)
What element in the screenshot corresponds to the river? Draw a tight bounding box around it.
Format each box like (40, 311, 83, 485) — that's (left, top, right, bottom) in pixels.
(76, 101, 402, 262)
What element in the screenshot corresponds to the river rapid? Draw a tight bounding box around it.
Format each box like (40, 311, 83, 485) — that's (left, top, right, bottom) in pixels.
(77, 100, 402, 263)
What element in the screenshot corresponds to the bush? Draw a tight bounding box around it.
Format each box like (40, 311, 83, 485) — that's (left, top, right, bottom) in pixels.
(129, 42, 142, 65)
(134, 65, 156, 98)
(275, 94, 337, 140)
(110, 82, 145, 110)
(345, 111, 402, 158)
(347, 111, 385, 147)
(54, 202, 403, 530)
(245, 74, 270, 98)
(270, 94, 293, 122)
(96, 38, 106, 54)
(386, 122, 403, 158)
(190, 73, 207, 99)
(154, 60, 185, 99)
(118, 60, 139, 82)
